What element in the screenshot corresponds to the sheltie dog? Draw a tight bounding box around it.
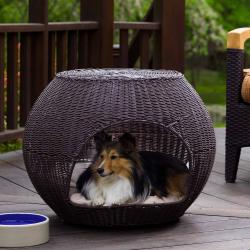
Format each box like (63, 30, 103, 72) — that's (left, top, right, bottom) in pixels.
(76, 131, 190, 206)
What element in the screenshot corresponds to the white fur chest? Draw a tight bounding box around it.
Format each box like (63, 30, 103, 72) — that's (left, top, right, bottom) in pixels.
(83, 175, 133, 206)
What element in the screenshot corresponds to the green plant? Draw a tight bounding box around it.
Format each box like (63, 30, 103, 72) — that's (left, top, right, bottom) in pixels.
(0, 0, 28, 22)
(185, 68, 226, 105)
(0, 139, 22, 153)
(48, 0, 79, 22)
(185, 0, 226, 85)
(114, 0, 151, 21)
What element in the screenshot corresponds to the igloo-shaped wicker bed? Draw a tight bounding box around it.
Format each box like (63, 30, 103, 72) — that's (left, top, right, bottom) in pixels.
(23, 69, 215, 226)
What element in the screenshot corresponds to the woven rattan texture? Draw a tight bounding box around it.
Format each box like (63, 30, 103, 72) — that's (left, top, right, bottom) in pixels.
(226, 49, 250, 182)
(23, 69, 215, 226)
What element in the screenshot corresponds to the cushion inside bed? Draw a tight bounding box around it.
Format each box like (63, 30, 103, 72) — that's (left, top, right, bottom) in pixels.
(70, 192, 182, 206)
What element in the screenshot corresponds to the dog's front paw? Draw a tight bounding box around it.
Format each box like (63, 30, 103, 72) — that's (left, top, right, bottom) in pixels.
(103, 201, 118, 206)
(92, 196, 105, 206)
(103, 201, 118, 207)
(104, 197, 129, 206)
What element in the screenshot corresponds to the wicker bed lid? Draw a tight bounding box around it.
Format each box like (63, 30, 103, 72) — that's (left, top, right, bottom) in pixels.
(56, 68, 183, 81)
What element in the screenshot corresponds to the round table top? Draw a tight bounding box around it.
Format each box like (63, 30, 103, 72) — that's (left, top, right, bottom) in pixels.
(56, 68, 183, 81)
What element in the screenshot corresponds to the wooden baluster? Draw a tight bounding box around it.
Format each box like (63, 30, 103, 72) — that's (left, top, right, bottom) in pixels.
(56, 31, 67, 72)
(68, 30, 78, 70)
(80, 0, 114, 67)
(0, 33, 4, 131)
(7, 33, 18, 129)
(20, 33, 31, 127)
(78, 30, 88, 68)
(153, 0, 185, 72)
(119, 29, 128, 68)
(48, 31, 56, 81)
(128, 2, 154, 68)
(140, 31, 150, 69)
(29, 0, 48, 104)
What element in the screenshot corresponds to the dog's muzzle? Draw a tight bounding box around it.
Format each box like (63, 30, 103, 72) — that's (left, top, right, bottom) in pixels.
(97, 168, 113, 177)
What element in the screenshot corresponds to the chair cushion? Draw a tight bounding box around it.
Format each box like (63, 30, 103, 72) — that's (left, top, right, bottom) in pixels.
(242, 73, 250, 103)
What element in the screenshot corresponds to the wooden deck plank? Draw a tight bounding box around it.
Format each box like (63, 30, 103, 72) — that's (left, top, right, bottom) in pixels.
(1, 128, 250, 249)
(212, 158, 250, 183)
(47, 214, 237, 237)
(0, 194, 45, 204)
(0, 150, 25, 170)
(189, 192, 249, 211)
(10, 219, 250, 250)
(203, 174, 250, 208)
(0, 203, 49, 213)
(5, 214, 250, 250)
(0, 177, 36, 197)
(0, 161, 36, 192)
(152, 239, 250, 250)
(0, 206, 248, 247)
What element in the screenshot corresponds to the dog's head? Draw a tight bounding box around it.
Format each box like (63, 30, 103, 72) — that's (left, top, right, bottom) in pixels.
(92, 131, 140, 179)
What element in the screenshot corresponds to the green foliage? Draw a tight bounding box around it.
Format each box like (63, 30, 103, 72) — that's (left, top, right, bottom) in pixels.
(186, 69, 226, 105)
(0, 139, 22, 153)
(0, 0, 80, 23)
(48, 0, 79, 22)
(186, 68, 226, 127)
(0, 0, 28, 22)
(0, 0, 152, 23)
(0, 0, 151, 23)
(114, 0, 151, 21)
(114, 0, 226, 61)
(207, 0, 250, 31)
(206, 0, 250, 55)
(185, 0, 225, 59)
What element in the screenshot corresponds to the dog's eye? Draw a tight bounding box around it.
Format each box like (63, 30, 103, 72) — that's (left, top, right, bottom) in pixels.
(100, 155, 104, 159)
(110, 155, 117, 160)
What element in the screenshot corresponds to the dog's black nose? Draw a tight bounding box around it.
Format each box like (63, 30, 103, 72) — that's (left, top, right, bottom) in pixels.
(97, 168, 104, 175)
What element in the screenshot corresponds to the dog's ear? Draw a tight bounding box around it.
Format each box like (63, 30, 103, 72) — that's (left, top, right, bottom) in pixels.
(94, 131, 111, 152)
(119, 133, 136, 152)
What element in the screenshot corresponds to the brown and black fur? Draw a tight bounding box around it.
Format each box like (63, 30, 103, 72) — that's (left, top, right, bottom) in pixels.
(139, 151, 190, 198)
(76, 131, 190, 203)
(76, 132, 151, 203)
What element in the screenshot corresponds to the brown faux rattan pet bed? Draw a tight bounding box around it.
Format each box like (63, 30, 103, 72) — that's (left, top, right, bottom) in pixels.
(23, 69, 216, 227)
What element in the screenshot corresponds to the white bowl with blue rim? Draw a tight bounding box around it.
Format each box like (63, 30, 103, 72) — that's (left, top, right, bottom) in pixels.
(0, 213, 49, 247)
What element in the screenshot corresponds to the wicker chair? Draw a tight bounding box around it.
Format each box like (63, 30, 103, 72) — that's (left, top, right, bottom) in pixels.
(23, 69, 215, 226)
(226, 28, 250, 183)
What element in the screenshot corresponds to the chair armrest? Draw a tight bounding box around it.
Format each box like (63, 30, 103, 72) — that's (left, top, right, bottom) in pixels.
(227, 28, 250, 49)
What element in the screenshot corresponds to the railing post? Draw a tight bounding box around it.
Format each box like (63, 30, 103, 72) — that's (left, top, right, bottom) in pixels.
(29, 0, 48, 104)
(153, 0, 185, 73)
(80, 0, 113, 67)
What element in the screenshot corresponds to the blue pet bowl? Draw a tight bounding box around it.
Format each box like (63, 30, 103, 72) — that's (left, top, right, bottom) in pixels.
(0, 213, 49, 247)
(0, 213, 47, 225)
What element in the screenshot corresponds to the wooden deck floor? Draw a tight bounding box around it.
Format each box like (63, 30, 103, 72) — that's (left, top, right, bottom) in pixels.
(1, 128, 250, 249)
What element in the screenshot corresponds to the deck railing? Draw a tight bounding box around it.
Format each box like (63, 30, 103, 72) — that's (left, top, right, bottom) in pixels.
(0, 0, 185, 142)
